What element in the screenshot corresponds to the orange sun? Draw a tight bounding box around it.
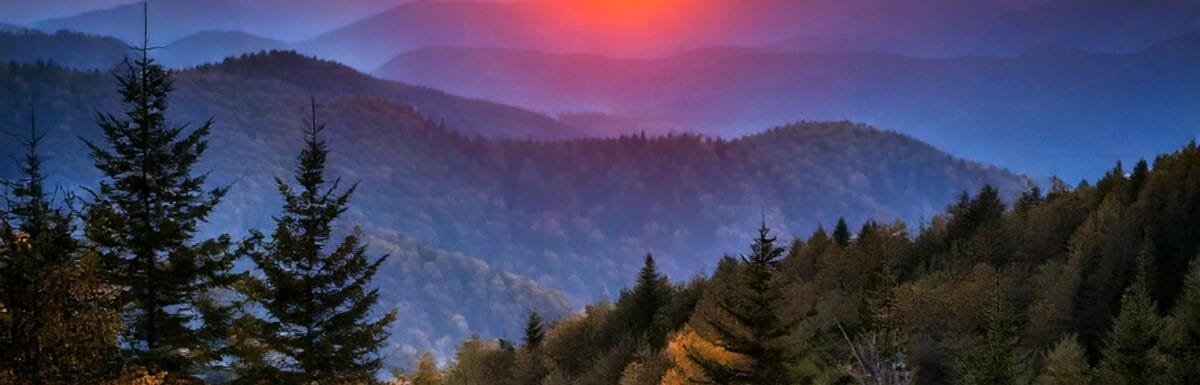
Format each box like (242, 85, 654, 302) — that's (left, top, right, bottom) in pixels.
(538, 0, 710, 57)
(568, 0, 671, 30)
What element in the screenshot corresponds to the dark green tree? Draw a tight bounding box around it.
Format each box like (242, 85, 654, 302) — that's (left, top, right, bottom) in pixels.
(0, 118, 122, 384)
(512, 311, 548, 385)
(524, 311, 546, 350)
(688, 224, 795, 385)
(833, 217, 852, 247)
(1095, 248, 1167, 385)
(952, 279, 1032, 385)
(1161, 258, 1200, 384)
(630, 254, 672, 347)
(243, 98, 396, 384)
(82, 39, 236, 374)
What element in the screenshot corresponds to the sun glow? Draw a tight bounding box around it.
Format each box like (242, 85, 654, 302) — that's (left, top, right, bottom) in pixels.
(535, 0, 711, 56)
(575, 0, 667, 28)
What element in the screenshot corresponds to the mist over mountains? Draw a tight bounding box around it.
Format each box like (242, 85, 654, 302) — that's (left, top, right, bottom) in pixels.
(0, 50, 1025, 363)
(374, 34, 1200, 180)
(5, 0, 1195, 182)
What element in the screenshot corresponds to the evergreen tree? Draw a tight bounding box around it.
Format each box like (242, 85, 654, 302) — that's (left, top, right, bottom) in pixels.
(524, 311, 546, 350)
(244, 98, 396, 384)
(1162, 258, 1200, 384)
(833, 217, 852, 247)
(0, 118, 122, 384)
(81, 17, 236, 374)
(952, 278, 1032, 385)
(1095, 248, 1167, 385)
(630, 254, 671, 347)
(1032, 334, 1090, 385)
(688, 224, 795, 385)
(513, 311, 548, 385)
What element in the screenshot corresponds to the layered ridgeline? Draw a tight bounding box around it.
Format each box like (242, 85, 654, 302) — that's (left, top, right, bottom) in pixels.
(373, 33, 1200, 180)
(0, 31, 578, 139)
(24, 0, 1199, 71)
(1, 51, 1023, 366)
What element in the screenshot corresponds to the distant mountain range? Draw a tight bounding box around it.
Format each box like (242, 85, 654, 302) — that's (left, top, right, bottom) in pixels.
(6, 15, 1198, 181)
(374, 34, 1200, 180)
(0, 50, 1026, 365)
(32, 0, 398, 42)
(0, 32, 579, 139)
(0, 29, 128, 70)
(21, 0, 1199, 71)
(301, 0, 1198, 70)
(157, 30, 286, 68)
(0, 23, 25, 33)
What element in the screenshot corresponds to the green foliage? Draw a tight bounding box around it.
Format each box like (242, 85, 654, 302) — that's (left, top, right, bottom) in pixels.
(1095, 248, 1167, 385)
(0, 118, 122, 384)
(513, 311, 550, 385)
(1032, 335, 1090, 385)
(688, 225, 797, 385)
(952, 279, 1032, 385)
(238, 99, 396, 383)
(524, 311, 546, 350)
(833, 217, 852, 247)
(628, 254, 673, 348)
(1162, 258, 1200, 384)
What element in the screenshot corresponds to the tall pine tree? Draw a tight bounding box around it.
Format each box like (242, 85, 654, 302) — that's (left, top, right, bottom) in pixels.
(0, 117, 122, 384)
(1095, 247, 1167, 385)
(245, 98, 396, 383)
(688, 224, 795, 384)
(82, 5, 237, 374)
(952, 278, 1032, 385)
(833, 217, 852, 247)
(629, 254, 672, 348)
(1161, 257, 1200, 384)
(512, 311, 548, 385)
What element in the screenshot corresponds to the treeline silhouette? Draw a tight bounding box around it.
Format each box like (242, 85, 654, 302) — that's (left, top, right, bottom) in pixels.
(396, 145, 1200, 385)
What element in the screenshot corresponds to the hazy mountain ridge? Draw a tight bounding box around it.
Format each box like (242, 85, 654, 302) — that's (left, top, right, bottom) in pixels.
(374, 33, 1200, 180)
(32, 0, 399, 43)
(157, 30, 287, 68)
(31, 0, 1195, 72)
(1, 52, 1027, 294)
(0, 29, 129, 70)
(0, 23, 25, 33)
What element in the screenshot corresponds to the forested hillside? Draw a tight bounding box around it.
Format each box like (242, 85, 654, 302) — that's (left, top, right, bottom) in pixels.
(0, 52, 1026, 298)
(0, 42, 579, 139)
(0, 52, 1025, 370)
(412, 142, 1200, 385)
